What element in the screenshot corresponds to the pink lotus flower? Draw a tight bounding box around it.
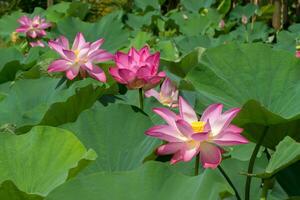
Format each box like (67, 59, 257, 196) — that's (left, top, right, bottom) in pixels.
(48, 33, 113, 82)
(241, 15, 248, 25)
(219, 19, 225, 29)
(29, 40, 45, 47)
(16, 16, 51, 39)
(109, 46, 166, 90)
(296, 50, 300, 58)
(145, 77, 178, 107)
(145, 97, 248, 168)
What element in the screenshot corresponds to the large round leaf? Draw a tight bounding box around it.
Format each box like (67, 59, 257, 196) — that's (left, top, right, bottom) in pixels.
(185, 43, 300, 148)
(169, 11, 220, 37)
(0, 77, 107, 131)
(46, 161, 234, 200)
(54, 12, 129, 52)
(0, 126, 96, 198)
(61, 102, 160, 173)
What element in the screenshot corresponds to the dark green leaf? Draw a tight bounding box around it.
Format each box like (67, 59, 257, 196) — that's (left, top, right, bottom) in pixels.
(46, 161, 234, 200)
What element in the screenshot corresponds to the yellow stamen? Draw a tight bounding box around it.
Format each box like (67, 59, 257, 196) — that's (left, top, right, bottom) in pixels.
(74, 49, 80, 56)
(73, 49, 81, 63)
(159, 93, 172, 106)
(191, 121, 206, 133)
(10, 32, 19, 43)
(187, 140, 199, 148)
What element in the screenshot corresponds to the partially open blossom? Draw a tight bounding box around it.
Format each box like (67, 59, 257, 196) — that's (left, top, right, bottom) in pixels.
(16, 16, 51, 39)
(296, 45, 300, 58)
(48, 32, 113, 81)
(145, 97, 248, 168)
(219, 19, 225, 29)
(241, 15, 248, 25)
(109, 46, 166, 90)
(145, 77, 178, 107)
(29, 40, 45, 47)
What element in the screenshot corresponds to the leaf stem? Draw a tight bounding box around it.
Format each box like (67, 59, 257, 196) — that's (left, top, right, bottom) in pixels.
(218, 165, 242, 200)
(195, 154, 199, 176)
(139, 88, 144, 110)
(245, 127, 269, 200)
(260, 178, 274, 200)
(260, 179, 269, 200)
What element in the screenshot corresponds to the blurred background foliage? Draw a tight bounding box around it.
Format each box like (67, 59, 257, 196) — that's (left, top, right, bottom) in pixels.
(0, 0, 129, 19)
(1, 0, 300, 29)
(0, 0, 278, 16)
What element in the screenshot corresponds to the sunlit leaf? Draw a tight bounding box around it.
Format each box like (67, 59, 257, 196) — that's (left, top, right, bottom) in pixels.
(0, 126, 96, 198)
(55, 12, 129, 52)
(61, 103, 160, 173)
(185, 43, 300, 148)
(46, 161, 234, 200)
(0, 78, 107, 131)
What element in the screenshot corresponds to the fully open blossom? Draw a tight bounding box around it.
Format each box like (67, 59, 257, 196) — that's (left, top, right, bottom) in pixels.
(16, 16, 51, 39)
(145, 97, 248, 168)
(109, 46, 166, 90)
(48, 33, 113, 82)
(145, 77, 178, 107)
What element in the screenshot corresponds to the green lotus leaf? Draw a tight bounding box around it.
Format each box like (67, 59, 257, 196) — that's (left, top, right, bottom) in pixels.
(0, 11, 24, 41)
(254, 137, 300, 178)
(0, 126, 96, 198)
(46, 161, 234, 200)
(61, 102, 160, 173)
(185, 43, 300, 148)
(54, 11, 129, 52)
(0, 77, 107, 131)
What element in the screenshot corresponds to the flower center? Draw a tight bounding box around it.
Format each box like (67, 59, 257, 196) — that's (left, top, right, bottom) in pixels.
(159, 93, 172, 106)
(128, 79, 145, 89)
(73, 49, 82, 63)
(191, 121, 206, 133)
(187, 140, 199, 148)
(74, 49, 80, 56)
